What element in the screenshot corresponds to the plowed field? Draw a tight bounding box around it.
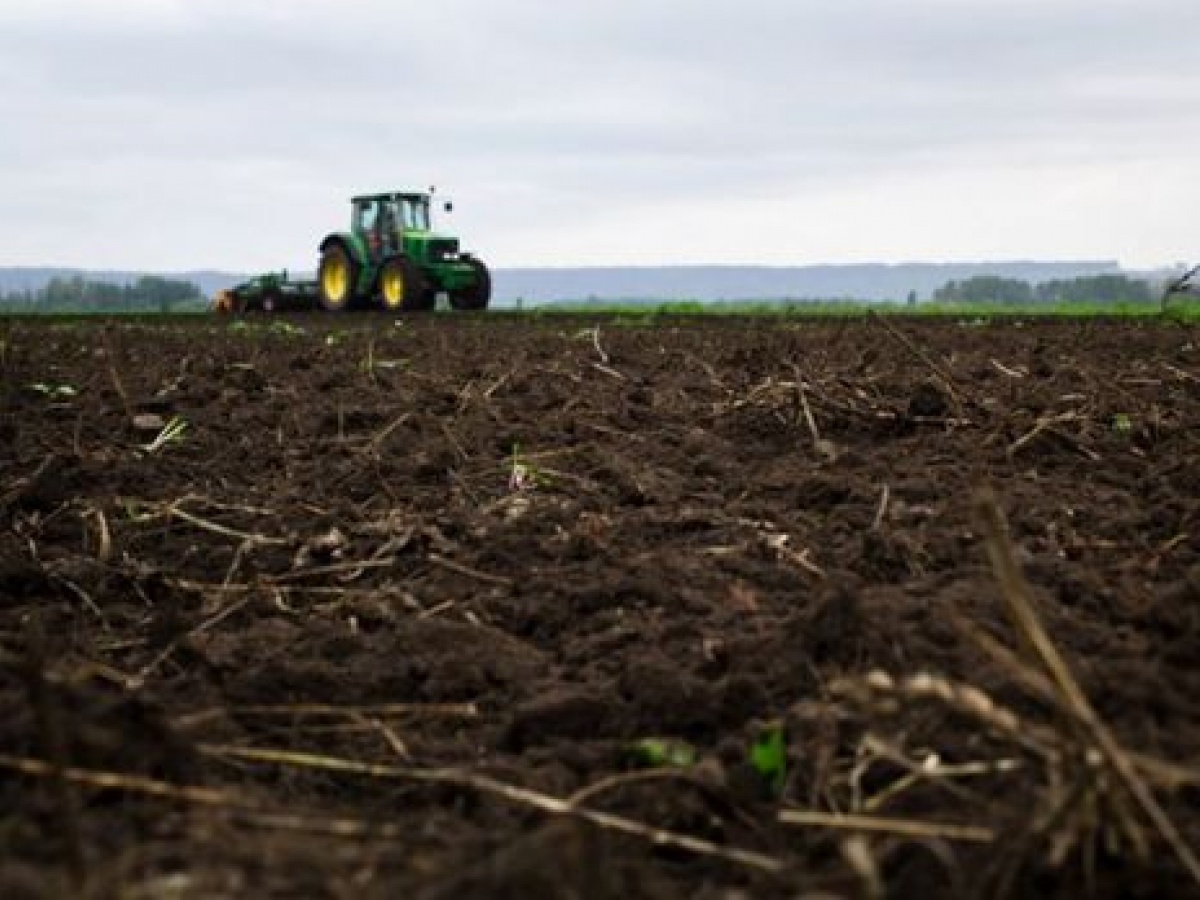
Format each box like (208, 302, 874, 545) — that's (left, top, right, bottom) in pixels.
(2, 314, 1199, 898)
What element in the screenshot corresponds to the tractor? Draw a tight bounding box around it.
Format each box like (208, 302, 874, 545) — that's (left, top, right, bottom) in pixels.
(317, 190, 490, 312)
(212, 189, 491, 314)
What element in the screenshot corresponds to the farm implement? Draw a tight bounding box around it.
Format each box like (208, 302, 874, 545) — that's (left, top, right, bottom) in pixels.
(214, 189, 491, 314)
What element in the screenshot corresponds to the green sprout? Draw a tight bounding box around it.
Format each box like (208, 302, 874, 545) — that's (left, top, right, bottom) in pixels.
(268, 321, 306, 338)
(120, 499, 156, 522)
(1112, 413, 1133, 435)
(628, 738, 697, 769)
(508, 443, 549, 492)
(140, 416, 188, 454)
(749, 721, 787, 796)
(29, 382, 78, 399)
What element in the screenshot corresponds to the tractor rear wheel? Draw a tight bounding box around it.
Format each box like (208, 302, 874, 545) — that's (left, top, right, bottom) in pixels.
(318, 244, 358, 311)
(379, 257, 433, 312)
(449, 257, 491, 311)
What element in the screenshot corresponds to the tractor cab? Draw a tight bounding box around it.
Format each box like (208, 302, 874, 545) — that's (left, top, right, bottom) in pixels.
(353, 193, 432, 260)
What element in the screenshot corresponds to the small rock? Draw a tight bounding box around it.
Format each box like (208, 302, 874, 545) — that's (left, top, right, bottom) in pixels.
(131, 413, 167, 432)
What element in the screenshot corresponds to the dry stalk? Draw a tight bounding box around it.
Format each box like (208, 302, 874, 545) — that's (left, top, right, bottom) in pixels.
(99, 326, 135, 423)
(841, 834, 885, 900)
(590, 326, 610, 364)
(832, 670, 1060, 763)
(974, 486, 1200, 886)
(778, 809, 994, 844)
(1006, 411, 1094, 460)
(83, 505, 113, 563)
(268, 557, 398, 583)
(0, 752, 250, 808)
(172, 702, 479, 730)
(198, 743, 786, 874)
(866, 312, 966, 419)
(369, 412, 413, 451)
(1, 748, 785, 874)
(852, 732, 1020, 812)
(591, 362, 627, 381)
(165, 503, 290, 546)
(870, 484, 890, 531)
(427, 552, 514, 587)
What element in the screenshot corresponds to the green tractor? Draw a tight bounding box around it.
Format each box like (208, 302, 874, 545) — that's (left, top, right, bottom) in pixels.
(317, 190, 491, 312)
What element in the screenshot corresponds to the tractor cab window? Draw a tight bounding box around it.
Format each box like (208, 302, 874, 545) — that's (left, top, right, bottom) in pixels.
(395, 197, 431, 231)
(355, 202, 379, 234)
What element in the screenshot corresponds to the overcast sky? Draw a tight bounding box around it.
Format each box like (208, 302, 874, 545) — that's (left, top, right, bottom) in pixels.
(1, 0, 1198, 271)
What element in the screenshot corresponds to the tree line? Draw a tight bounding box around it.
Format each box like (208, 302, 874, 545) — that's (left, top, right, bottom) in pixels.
(0, 275, 206, 313)
(930, 274, 1154, 306)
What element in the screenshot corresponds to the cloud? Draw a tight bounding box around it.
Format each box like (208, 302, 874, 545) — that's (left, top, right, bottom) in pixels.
(0, 0, 1198, 269)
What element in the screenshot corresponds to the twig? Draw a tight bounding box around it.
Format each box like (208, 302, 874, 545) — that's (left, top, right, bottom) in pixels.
(778, 809, 995, 843)
(165, 503, 290, 546)
(0, 752, 245, 807)
(84, 506, 113, 563)
(567, 768, 717, 808)
(172, 702, 478, 730)
(131, 595, 253, 688)
(590, 326, 610, 364)
(267, 557, 398, 583)
(991, 359, 1028, 379)
(198, 743, 786, 874)
(591, 362, 627, 381)
(871, 484, 890, 531)
(1007, 412, 1089, 460)
(427, 552, 514, 587)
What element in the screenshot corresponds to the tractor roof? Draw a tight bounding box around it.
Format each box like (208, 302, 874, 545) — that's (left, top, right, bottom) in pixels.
(351, 190, 429, 203)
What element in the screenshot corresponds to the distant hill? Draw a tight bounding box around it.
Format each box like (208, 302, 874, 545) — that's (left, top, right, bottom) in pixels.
(492, 262, 1124, 304)
(0, 261, 1128, 306)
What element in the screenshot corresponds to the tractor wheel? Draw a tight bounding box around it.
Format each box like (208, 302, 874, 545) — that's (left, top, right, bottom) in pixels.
(449, 257, 491, 311)
(318, 244, 358, 311)
(379, 256, 433, 312)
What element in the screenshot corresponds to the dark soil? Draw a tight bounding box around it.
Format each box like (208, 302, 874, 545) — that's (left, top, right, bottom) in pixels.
(2, 313, 1199, 898)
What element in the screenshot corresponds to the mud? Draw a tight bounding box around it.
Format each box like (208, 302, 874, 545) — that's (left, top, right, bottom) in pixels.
(1, 314, 1199, 898)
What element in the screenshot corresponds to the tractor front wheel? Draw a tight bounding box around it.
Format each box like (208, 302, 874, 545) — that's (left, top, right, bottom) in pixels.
(449, 257, 491, 311)
(318, 244, 358, 311)
(379, 257, 433, 312)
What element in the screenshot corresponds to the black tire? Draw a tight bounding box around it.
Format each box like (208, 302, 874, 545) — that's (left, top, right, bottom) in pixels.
(449, 257, 491, 311)
(318, 243, 358, 312)
(378, 256, 434, 312)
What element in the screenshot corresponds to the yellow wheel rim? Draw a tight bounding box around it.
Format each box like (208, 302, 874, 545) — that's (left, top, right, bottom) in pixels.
(381, 266, 405, 309)
(322, 254, 350, 304)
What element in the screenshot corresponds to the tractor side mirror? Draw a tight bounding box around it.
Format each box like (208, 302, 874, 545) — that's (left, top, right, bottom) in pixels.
(444, 201, 453, 213)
